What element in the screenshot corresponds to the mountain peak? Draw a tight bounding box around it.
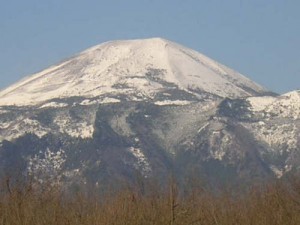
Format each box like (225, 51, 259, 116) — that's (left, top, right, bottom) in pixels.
(0, 38, 268, 106)
(84, 37, 170, 53)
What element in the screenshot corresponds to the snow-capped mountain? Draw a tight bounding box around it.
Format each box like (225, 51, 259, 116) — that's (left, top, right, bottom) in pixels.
(0, 38, 298, 188)
(0, 38, 268, 106)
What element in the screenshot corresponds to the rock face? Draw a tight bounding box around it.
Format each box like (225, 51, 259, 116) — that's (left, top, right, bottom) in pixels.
(0, 38, 298, 188)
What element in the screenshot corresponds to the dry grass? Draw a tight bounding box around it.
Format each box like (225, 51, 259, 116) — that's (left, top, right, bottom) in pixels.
(0, 177, 300, 225)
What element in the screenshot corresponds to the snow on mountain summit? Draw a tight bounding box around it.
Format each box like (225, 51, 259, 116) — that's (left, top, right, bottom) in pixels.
(0, 38, 268, 106)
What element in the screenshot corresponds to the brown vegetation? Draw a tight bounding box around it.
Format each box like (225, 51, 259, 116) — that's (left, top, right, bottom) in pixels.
(0, 177, 300, 225)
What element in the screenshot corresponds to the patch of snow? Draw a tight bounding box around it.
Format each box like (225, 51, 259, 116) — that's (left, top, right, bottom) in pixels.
(128, 147, 151, 177)
(0, 118, 49, 141)
(99, 97, 120, 104)
(54, 115, 94, 139)
(208, 131, 229, 161)
(285, 164, 292, 173)
(79, 99, 99, 106)
(23, 118, 49, 138)
(27, 148, 66, 185)
(212, 150, 226, 161)
(270, 165, 283, 178)
(0, 122, 11, 129)
(154, 100, 192, 106)
(79, 98, 121, 106)
(40, 102, 68, 108)
(63, 168, 81, 179)
(270, 164, 293, 179)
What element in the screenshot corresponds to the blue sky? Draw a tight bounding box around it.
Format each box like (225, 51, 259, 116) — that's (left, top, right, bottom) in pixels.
(0, 0, 299, 93)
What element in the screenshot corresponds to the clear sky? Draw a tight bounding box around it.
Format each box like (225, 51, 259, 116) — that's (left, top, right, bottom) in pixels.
(0, 0, 299, 93)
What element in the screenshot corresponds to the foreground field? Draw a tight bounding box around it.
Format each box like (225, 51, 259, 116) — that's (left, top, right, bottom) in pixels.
(0, 178, 300, 225)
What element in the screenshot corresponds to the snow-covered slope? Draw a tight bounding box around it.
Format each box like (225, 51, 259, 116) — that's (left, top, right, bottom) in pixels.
(0, 38, 267, 106)
(248, 90, 300, 119)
